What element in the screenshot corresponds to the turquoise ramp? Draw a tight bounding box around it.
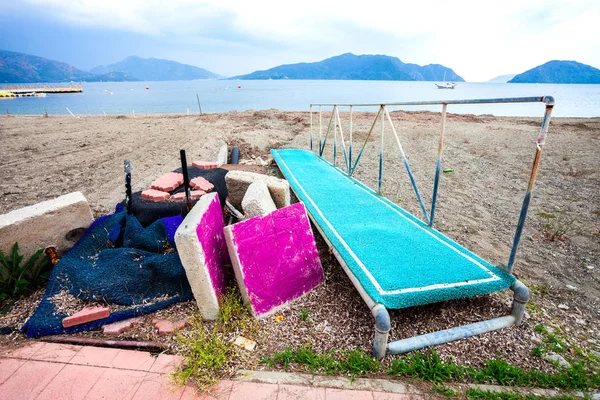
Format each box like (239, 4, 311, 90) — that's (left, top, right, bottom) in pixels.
(272, 148, 515, 309)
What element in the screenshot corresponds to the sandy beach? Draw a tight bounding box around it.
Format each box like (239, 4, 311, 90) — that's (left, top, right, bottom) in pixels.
(0, 110, 599, 370)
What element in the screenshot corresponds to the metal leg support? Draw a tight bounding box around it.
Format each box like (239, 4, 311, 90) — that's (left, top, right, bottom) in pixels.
(372, 303, 390, 360)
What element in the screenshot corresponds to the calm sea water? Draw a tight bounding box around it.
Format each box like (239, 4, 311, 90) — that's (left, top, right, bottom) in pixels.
(4, 80, 600, 117)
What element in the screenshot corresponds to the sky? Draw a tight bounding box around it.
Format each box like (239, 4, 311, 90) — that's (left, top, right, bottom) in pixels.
(0, 0, 599, 82)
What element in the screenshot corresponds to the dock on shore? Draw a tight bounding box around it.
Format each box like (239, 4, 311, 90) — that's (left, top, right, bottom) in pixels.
(2, 83, 83, 94)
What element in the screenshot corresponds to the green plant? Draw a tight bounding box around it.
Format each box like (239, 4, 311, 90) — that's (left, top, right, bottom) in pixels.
(466, 388, 579, 400)
(388, 350, 464, 383)
(0, 243, 52, 307)
(298, 308, 311, 322)
(532, 346, 544, 358)
(538, 210, 573, 241)
(432, 383, 459, 398)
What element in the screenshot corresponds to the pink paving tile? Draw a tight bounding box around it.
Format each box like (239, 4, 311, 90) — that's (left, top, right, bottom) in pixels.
(326, 388, 374, 400)
(373, 393, 417, 399)
(181, 380, 233, 400)
(0, 360, 66, 400)
(69, 345, 121, 367)
(132, 372, 186, 400)
(278, 384, 326, 399)
(2, 341, 46, 359)
(111, 349, 156, 371)
(151, 172, 185, 192)
(62, 306, 110, 328)
(0, 357, 26, 384)
(36, 364, 105, 400)
(30, 342, 81, 363)
(229, 381, 278, 400)
(86, 368, 148, 400)
(149, 353, 183, 374)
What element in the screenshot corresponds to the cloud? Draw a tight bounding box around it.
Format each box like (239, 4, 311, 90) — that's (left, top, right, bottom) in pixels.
(2, 0, 599, 80)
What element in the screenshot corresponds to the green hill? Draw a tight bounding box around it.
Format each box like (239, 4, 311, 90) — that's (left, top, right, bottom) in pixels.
(232, 53, 464, 82)
(509, 60, 600, 84)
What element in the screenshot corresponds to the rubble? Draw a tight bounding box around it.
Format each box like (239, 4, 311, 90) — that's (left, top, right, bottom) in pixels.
(241, 180, 277, 219)
(225, 170, 290, 209)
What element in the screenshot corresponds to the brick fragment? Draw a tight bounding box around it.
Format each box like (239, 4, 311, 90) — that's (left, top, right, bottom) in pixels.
(141, 189, 170, 202)
(190, 177, 214, 192)
(192, 161, 219, 170)
(171, 190, 206, 202)
(173, 319, 187, 330)
(153, 319, 174, 335)
(63, 306, 110, 328)
(151, 172, 184, 192)
(102, 318, 140, 336)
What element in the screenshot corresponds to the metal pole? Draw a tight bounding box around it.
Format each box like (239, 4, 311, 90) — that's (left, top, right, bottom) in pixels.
(351, 106, 382, 175)
(349, 105, 353, 174)
(196, 94, 202, 115)
(335, 106, 349, 173)
(320, 107, 335, 156)
(430, 103, 447, 227)
(333, 105, 337, 167)
(309, 105, 313, 151)
(319, 105, 322, 155)
(180, 149, 193, 212)
(506, 103, 553, 272)
(378, 106, 384, 194)
(124, 160, 133, 214)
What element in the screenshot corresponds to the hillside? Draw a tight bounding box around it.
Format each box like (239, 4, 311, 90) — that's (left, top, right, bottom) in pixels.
(91, 56, 220, 81)
(509, 60, 600, 84)
(486, 74, 516, 83)
(232, 53, 464, 81)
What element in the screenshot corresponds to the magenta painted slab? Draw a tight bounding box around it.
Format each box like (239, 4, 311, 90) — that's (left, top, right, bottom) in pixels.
(229, 202, 323, 316)
(196, 195, 231, 298)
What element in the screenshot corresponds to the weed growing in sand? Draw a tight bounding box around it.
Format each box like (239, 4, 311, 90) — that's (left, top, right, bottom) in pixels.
(298, 308, 312, 322)
(174, 288, 257, 391)
(0, 243, 52, 309)
(537, 210, 573, 241)
(432, 383, 459, 398)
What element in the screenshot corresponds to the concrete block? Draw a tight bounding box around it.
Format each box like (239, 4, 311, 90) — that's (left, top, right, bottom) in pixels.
(141, 189, 170, 202)
(171, 190, 206, 202)
(192, 161, 219, 170)
(241, 180, 277, 219)
(225, 170, 290, 210)
(150, 172, 184, 192)
(190, 177, 214, 192)
(0, 192, 94, 259)
(174, 192, 231, 320)
(224, 203, 323, 318)
(63, 306, 110, 328)
(213, 141, 228, 166)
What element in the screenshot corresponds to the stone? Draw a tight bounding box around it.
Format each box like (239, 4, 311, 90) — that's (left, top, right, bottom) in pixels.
(213, 141, 228, 166)
(0, 192, 94, 259)
(225, 170, 290, 209)
(102, 318, 140, 336)
(174, 192, 232, 320)
(62, 306, 110, 328)
(241, 180, 277, 219)
(566, 284, 577, 291)
(587, 265, 595, 270)
(150, 172, 184, 192)
(557, 304, 569, 310)
(141, 189, 170, 202)
(224, 202, 323, 318)
(190, 177, 214, 192)
(544, 354, 571, 368)
(233, 336, 257, 351)
(192, 161, 219, 170)
(171, 190, 206, 202)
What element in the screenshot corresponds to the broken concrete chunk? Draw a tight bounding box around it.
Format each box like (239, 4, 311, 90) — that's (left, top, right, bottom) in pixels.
(234, 336, 257, 351)
(213, 141, 228, 166)
(190, 177, 214, 192)
(151, 172, 184, 192)
(175, 192, 232, 320)
(224, 202, 323, 318)
(241, 180, 277, 219)
(141, 189, 170, 202)
(62, 306, 110, 328)
(0, 191, 94, 259)
(225, 170, 290, 209)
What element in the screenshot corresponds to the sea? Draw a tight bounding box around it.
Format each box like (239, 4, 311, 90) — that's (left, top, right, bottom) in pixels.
(3, 80, 600, 118)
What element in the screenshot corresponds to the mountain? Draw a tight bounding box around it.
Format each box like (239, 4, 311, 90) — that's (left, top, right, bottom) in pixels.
(509, 61, 600, 84)
(232, 53, 464, 82)
(91, 56, 221, 81)
(486, 74, 516, 83)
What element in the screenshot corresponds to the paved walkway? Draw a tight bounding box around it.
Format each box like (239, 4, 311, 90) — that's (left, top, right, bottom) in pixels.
(0, 342, 421, 399)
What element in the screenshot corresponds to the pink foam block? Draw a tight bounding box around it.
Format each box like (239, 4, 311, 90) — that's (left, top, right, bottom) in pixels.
(141, 189, 170, 202)
(151, 172, 184, 192)
(62, 306, 110, 328)
(192, 161, 219, 169)
(171, 190, 206, 202)
(190, 177, 214, 192)
(224, 203, 323, 317)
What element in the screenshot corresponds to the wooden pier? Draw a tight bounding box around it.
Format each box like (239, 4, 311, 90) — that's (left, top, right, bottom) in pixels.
(2, 83, 83, 94)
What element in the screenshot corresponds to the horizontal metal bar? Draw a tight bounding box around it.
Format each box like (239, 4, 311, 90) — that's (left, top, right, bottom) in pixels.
(312, 96, 555, 108)
(387, 315, 516, 354)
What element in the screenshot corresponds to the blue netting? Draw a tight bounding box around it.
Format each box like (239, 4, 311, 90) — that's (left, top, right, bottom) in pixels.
(22, 205, 193, 337)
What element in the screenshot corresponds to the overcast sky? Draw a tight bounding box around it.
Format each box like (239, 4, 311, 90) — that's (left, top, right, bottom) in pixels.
(1, 0, 598, 81)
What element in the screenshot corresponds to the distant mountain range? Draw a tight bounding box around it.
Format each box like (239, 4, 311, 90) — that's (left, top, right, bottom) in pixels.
(509, 60, 600, 84)
(232, 53, 465, 82)
(486, 74, 516, 83)
(91, 56, 221, 81)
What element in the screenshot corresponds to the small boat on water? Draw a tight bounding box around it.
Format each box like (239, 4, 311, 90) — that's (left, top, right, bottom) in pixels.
(435, 71, 457, 89)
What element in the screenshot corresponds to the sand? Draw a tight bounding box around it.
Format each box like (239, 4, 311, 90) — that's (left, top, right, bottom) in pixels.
(0, 110, 599, 368)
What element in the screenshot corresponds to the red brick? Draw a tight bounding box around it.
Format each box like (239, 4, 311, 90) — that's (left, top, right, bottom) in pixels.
(151, 172, 184, 191)
(190, 177, 214, 192)
(171, 190, 206, 202)
(154, 319, 174, 335)
(142, 189, 170, 202)
(102, 318, 140, 336)
(173, 319, 187, 331)
(63, 306, 110, 328)
(192, 161, 219, 169)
